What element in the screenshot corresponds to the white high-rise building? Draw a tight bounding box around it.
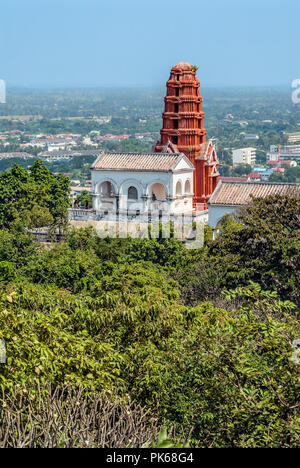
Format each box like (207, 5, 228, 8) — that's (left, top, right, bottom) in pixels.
(232, 148, 256, 166)
(268, 144, 300, 162)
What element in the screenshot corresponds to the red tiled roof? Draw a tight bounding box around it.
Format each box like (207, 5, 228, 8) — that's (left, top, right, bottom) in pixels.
(209, 181, 300, 206)
(267, 160, 294, 165)
(248, 172, 261, 178)
(91, 152, 194, 172)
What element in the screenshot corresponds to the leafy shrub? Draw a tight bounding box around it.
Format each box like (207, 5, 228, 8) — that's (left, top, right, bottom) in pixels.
(0, 261, 16, 283)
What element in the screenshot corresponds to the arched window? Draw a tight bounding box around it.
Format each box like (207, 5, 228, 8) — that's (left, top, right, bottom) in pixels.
(185, 179, 191, 194)
(99, 181, 115, 197)
(176, 181, 182, 196)
(128, 186, 138, 200)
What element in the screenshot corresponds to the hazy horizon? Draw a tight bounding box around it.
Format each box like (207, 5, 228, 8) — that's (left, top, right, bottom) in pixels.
(1, 0, 299, 88)
(5, 85, 295, 92)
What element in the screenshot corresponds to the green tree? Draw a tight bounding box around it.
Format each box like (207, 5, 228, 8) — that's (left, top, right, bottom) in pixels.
(0, 160, 70, 232)
(76, 190, 92, 208)
(182, 195, 300, 307)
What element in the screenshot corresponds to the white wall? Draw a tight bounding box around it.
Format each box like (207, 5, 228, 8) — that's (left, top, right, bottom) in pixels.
(208, 205, 236, 239)
(91, 168, 194, 214)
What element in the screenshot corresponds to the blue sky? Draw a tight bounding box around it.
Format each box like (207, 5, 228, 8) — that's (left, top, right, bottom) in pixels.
(1, 0, 299, 88)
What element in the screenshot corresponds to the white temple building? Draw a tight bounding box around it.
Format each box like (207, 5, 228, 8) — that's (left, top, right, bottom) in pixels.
(90, 151, 195, 215)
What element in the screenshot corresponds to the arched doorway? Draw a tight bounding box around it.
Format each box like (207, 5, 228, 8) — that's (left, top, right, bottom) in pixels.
(150, 183, 167, 201)
(99, 181, 115, 197)
(96, 180, 117, 212)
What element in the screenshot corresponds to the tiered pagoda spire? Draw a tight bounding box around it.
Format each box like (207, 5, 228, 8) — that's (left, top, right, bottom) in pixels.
(155, 62, 219, 208)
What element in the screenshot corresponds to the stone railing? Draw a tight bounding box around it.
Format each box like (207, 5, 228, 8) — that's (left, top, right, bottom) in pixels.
(68, 209, 104, 221)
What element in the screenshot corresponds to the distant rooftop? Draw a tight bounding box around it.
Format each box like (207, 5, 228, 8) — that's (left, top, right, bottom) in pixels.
(39, 150, 102, 158)
(0, 152, 33, 159)
(70, 186, 91, 192)
(267, 160, 296, 165)
(220, 176, 248, 182)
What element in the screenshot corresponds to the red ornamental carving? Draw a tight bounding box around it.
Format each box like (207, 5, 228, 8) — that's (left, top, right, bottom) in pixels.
(155, 62, 219, 209)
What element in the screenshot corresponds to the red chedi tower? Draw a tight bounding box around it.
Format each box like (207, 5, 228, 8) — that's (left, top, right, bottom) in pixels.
(155, 62, 219, 208)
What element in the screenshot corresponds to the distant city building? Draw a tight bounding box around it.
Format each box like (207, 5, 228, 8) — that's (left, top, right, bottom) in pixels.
(39, 150, 102, 161)
(250, 166, 275, 181)
(232, 147, 256, 166)
(97, 116, 112, 125)
(95, 134, 130, 142)
(247, 172, 261, 181)
(269, 145, 280, 154)
(285, 144, 300, 153)
(47, 141, 77, 152)
(0, 152, 34, 159)
(285, 132, 300, 143)
(82, 136, 98, 146)
(244, 134, 259, 140)
(268, 144, 300, 162)
(22, 141, 46, 149)
(70, 186, 91, 206)
(267, 159, 297, 168)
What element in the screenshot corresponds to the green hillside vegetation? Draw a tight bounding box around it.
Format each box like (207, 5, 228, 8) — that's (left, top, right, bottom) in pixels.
(0, 162, 299, 447)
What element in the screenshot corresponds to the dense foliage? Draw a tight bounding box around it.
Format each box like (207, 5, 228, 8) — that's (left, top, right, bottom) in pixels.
(179, 195, 300, 310)
(0, 160, 70, 231)
(0, 164, 298, 447)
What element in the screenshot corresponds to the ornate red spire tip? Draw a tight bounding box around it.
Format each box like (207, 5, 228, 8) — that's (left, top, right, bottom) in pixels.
(172, 62, 193, 70)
